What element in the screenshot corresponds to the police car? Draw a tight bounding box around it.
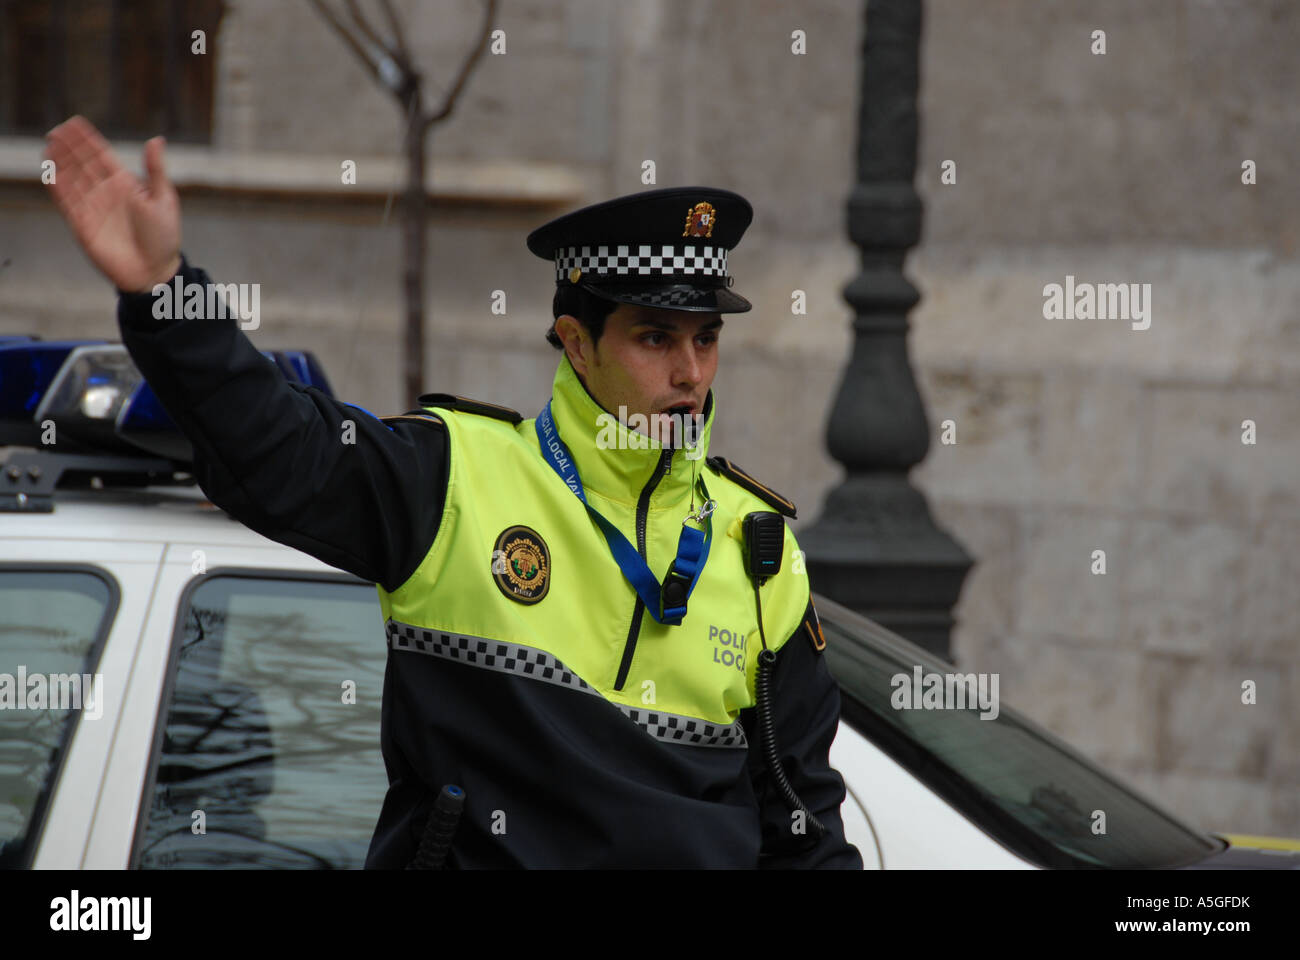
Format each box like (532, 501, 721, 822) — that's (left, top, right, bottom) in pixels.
(2, 337, 1296, 870)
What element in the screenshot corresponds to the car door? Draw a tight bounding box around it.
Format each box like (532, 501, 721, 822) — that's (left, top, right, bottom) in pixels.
(2, 546, 161, 870)
(96, 551, 391, 869)
(829, 719, 1035, 868)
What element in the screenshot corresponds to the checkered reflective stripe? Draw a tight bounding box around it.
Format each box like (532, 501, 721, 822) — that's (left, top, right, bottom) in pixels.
(554, 244, 728, 280)
(385, 618, 748, 749)
(386, 619, 597, 695)
(616, 705, 748, 749)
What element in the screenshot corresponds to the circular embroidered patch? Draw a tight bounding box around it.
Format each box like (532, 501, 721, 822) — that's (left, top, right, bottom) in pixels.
(492, 525, 551, 604)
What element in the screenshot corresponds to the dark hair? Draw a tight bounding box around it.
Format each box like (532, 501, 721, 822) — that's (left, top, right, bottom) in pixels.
(547, 284, 619, 350)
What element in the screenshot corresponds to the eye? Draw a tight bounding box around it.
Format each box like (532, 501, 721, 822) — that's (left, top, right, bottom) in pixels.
(696, 332, 718, 347)
(642, 332, 667, 346)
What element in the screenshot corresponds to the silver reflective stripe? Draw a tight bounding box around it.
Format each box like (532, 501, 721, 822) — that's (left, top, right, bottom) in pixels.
(385, 618, 598, 696)
(385, 618, 748, 749)
(615, 705, 748, 749)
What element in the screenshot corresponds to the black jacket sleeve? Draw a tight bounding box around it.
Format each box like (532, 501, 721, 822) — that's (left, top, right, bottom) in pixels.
(115, 255, 447, 593)
(741, 596, 864, 869)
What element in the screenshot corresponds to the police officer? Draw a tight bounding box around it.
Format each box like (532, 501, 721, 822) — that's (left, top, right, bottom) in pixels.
(44, 115, 862, 869)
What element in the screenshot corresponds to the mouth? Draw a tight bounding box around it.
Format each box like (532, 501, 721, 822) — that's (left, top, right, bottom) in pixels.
(656, 404, 703, 447)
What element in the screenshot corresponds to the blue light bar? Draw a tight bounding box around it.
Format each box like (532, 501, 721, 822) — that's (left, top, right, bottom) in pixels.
(117, 380, 193, 462)
(35, 345, 145, 454)
(0, 340, 109, 446)
(259, 350, 335, 398)
(0, 340, 108, 418)
(1, 339, 337, 461)
(278, 350, 336, 397)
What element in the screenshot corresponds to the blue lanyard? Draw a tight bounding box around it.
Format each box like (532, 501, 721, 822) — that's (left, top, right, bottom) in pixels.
(535, 401, 711, 625)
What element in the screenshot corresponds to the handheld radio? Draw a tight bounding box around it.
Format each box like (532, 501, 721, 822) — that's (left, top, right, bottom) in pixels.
(742, 511, 828, 841)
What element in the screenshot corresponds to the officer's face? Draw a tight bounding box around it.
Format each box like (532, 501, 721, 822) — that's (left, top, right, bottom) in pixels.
(559, 304, 721, 441)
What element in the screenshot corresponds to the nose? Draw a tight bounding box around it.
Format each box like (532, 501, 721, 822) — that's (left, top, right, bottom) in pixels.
(671, 336, 704, 388)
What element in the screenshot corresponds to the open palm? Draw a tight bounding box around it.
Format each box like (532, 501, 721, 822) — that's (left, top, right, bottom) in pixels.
(44, 115, 182, 293)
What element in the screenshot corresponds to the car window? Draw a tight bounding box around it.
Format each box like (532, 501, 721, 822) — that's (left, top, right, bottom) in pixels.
(816, 594, 1220, 868)
(133, 573, 386, 869)
(0, 567, 116, 869)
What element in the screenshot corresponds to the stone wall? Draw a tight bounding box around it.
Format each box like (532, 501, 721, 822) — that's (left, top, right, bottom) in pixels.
(910, 0, 1299, 840)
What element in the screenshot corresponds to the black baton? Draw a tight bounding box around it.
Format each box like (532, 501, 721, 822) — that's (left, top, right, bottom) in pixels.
(406, 784, 464, 870)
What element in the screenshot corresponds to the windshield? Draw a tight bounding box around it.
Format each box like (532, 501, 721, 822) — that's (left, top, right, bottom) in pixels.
(0, 567, 116, 868)
(816, 594, 1220, 868)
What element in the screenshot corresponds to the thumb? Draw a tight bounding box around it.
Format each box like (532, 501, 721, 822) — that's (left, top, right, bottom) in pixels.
(143, 136, 168, 196)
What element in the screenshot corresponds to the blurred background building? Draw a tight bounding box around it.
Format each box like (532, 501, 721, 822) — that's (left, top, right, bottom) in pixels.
(1, 0, 1297, 839)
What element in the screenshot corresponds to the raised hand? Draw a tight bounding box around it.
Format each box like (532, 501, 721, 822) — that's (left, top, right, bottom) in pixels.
(44, 115, 182, 293)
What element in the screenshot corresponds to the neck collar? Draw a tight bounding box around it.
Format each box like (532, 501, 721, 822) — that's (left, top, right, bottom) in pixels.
(545, 352, 715, 508)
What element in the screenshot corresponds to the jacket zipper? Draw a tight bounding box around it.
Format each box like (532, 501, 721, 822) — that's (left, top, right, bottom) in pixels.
(612, 446, 674, 691)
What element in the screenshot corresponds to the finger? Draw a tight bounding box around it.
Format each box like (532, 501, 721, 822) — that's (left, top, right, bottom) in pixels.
(43, 140, 91, 211)
(44, 121, 101, 199)
(44, 114, 86, 151)
(60, 115, 110, 156)
(75, 137, 119, 186)
(43, 127, 78, 178)
(46, 120, 137, 229)
(67, 127, 120, 189)
(55, 149, 99, 204)
(44, 156, 107, 241)
(143, 137, 168, 197)
(42, 126, 99, 243)
(53, 116, 121, 189)
(46, 115, 98, 168)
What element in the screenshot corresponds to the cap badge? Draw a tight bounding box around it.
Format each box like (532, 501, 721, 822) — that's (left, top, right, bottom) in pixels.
(683, 201, 717, 238)
(569, 267, 582, 283)
(492, 525, 551, 604)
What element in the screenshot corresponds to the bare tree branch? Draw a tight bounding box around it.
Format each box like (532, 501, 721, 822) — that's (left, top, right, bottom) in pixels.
(307, 0, 382, 83)
(344, 0, 398, 64)
(424, 0, 498, 129)
(309, 0, 500, 406)
(376, 0, 410, 61)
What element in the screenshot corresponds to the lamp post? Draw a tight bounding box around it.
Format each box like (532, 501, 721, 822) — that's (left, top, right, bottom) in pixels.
(802, 0, 971, 660)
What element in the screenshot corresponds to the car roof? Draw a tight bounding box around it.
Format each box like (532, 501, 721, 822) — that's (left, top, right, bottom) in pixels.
(0, 481, 325, 560)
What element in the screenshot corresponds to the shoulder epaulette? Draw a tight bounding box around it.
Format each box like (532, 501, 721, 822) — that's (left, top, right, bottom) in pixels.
(378, 410, 446, 429)
(706, 455, 797, 519)
(417, 393, 523, 424)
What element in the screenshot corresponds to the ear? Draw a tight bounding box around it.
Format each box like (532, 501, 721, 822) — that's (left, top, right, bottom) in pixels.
(554, 314, 594, 379)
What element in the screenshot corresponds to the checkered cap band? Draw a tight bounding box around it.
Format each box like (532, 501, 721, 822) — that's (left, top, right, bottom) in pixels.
(386, 618, 747, 749)
(554, 244, 728, 282)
